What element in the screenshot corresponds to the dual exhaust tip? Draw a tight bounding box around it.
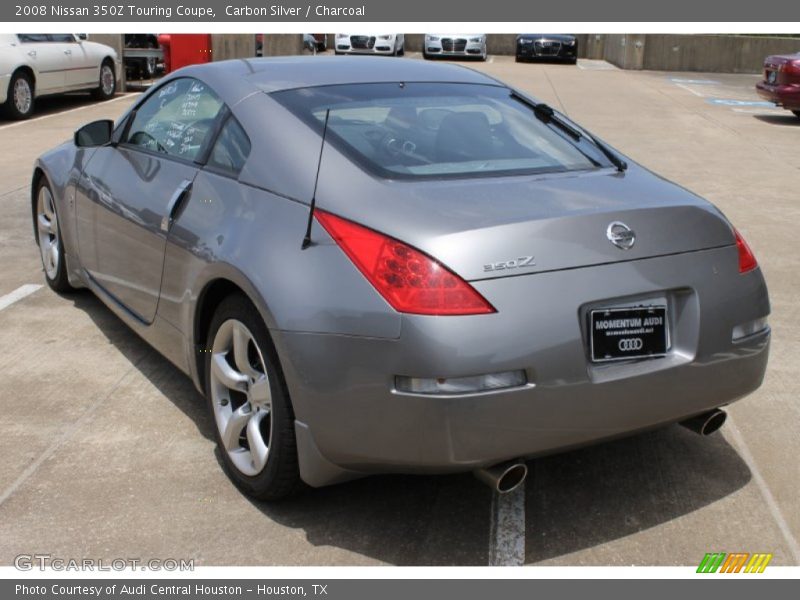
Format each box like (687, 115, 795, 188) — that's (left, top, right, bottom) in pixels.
(473, 409, 727, 494)
(474, 460, 528, 494)
(679, 408, 727, 436)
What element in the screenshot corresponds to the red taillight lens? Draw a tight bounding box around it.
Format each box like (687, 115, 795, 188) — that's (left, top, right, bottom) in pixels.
(735, 228, 758, 274)
(315, 210, 496, 316)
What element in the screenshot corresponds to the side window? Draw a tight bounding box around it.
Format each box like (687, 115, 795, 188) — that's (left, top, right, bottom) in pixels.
(18, 34, 49, 43)
(207, 117, 251, 175)
(125, 78, 223, 162)
(48, 34, 76, 43)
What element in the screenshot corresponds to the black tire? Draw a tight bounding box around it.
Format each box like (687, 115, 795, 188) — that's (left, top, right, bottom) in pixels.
(398, 45, 405, 56)
(4, 70, 35, 119)
(205, 294, 301, 500)
(34, 178, 74, 293)
(793, 110, 800, 119)
(423, 51, 431, 60)
(91, 59, 116, 101)
(515, 55, 521, 63)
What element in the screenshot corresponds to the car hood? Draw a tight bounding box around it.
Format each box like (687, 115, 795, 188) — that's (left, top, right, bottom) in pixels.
(314, 160, 734, 282)
(517, 34, 576, 42)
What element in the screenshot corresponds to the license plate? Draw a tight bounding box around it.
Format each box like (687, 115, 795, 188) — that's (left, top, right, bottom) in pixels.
(590, 306, 668, 362)
(767, 70, 777, 84)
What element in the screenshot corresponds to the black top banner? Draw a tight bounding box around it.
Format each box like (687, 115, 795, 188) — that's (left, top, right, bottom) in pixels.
(4, 0, 800, 22)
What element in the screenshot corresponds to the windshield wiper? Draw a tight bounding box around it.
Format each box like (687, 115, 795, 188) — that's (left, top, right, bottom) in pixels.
(510, 91, 627, 172)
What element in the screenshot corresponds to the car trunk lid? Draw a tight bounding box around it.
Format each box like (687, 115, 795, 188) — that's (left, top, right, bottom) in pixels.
(318, 163, 734, 282)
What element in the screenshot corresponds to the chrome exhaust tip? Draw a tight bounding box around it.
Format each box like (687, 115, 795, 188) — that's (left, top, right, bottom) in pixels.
(474, 460, 527, 494)
(679, 408, 727, 436)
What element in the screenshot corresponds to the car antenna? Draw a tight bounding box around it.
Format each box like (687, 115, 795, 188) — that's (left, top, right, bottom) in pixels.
(301, 108, 331, 250)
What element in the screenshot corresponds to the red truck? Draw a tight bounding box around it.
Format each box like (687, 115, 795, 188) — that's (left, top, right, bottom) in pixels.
(756, 52, 800, 119)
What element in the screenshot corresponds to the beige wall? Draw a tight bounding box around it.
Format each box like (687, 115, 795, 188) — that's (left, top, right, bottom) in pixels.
(642, 35, 800, 73)
(211, 34, 256, 61)
(262, 34, 305, 56)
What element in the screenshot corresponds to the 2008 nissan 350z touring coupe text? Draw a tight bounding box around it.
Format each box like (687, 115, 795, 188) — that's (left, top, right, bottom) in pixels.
(32, 57, 770, 499)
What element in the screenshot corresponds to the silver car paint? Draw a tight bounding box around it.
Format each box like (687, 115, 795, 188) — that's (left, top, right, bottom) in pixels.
(33, 57, 770, 488)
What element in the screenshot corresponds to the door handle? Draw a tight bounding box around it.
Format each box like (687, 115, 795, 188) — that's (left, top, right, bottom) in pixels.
(64, 49, 72, 55)
(161, 179, 193, 233)
(27, 50, 36, 57)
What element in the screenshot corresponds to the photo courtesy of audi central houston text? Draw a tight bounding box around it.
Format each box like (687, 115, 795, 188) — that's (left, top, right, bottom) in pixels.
(30, 54, 769, 500)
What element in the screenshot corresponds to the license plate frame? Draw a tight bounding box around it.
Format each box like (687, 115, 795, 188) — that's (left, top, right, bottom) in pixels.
(590, 305, 669, 363)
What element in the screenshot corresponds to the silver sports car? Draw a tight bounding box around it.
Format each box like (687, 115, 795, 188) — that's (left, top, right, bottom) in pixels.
(32, 57, 770, 500)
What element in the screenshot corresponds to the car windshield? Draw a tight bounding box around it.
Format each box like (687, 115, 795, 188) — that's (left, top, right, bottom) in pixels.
(273, 83, 603, 179)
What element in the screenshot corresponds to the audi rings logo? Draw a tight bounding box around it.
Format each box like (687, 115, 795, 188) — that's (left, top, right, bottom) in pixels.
(607, 221, 636, 250)
(618, 338, 644, 352)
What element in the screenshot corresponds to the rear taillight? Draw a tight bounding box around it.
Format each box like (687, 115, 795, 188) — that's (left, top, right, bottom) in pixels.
(735, 228, 758, 273)
(315, 210, 496, 316)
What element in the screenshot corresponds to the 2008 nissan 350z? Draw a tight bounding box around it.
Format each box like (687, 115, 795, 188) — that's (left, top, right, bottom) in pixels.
(32, 57, 770, 499)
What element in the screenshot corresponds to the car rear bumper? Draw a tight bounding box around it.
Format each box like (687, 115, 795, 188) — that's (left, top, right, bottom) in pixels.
(277, 246, 770, 487)
(756, 81, 800, 110)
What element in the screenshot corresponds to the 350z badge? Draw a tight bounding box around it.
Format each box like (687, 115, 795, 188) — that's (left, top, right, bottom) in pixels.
(483, 256, 536, 272)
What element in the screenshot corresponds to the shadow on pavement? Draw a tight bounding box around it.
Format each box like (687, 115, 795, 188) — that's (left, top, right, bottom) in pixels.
(69, 290, 751, 566)
(754, 114, 800, 126)
(0, 92, 126, 124)
(525, 426, 751, 564)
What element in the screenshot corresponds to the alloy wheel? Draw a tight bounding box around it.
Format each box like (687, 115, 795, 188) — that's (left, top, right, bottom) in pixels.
(36, 186, 59, 279)
(13, 77, 32, 114)
(210, 319, 273, 477)
(100, 65, 115, 96)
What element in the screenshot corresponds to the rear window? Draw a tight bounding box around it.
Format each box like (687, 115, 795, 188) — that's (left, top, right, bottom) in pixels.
(273, 83, 599, 179)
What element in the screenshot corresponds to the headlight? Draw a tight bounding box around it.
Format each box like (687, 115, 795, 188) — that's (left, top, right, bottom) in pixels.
(335, 34, 347, 39)
(469, 37, 483, 43)
(519, 38, 532, 44)
(566, 40, 576, 46)
(378, 35, 393, 40)
(426, 35, 440, 42)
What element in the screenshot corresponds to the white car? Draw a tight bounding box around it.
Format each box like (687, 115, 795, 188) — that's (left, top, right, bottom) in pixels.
(0, 34, 119, 119)
(334, 34, 405, 56)
(424, 34, 488, 61)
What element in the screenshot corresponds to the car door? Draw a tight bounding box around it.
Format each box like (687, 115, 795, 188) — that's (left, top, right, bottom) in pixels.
(16, 34, 66, 93)
(75, 77, 224, 323)
(47, 34, 95, 87)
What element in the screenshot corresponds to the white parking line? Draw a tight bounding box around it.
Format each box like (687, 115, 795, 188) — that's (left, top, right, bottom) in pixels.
(674, 83, 706, 98)
(726, 416, 800, 563)
(488, 483, 526, 565)
(0, 93, 138, 131)
(0, 284, 42, 312)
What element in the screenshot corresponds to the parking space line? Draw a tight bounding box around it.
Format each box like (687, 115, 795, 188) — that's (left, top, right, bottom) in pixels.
(674, 83, 706, 98)
(0, 284, 42, 312)
(488, 483, 526, 565)
(725, 416, 800, 564)
(0, 93, 138, 131)
(0, 368, 137, 508)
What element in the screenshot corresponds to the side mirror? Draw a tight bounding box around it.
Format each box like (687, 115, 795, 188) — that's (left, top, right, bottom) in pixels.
(77, 34, 88, 41)
(74, 119, 114, 147)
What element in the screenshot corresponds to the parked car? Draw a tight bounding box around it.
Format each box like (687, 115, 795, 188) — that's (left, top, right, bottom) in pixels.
(309, 34, 328, 52)
(33, 57, 770, 500)
(516, 34, 578, 63)
(124, 34, 161, 80)
(334, 34, 404, 56)
(0, 33, 119, 119)
(423, 34, 487, 61)
(756, 52, 800, 119)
